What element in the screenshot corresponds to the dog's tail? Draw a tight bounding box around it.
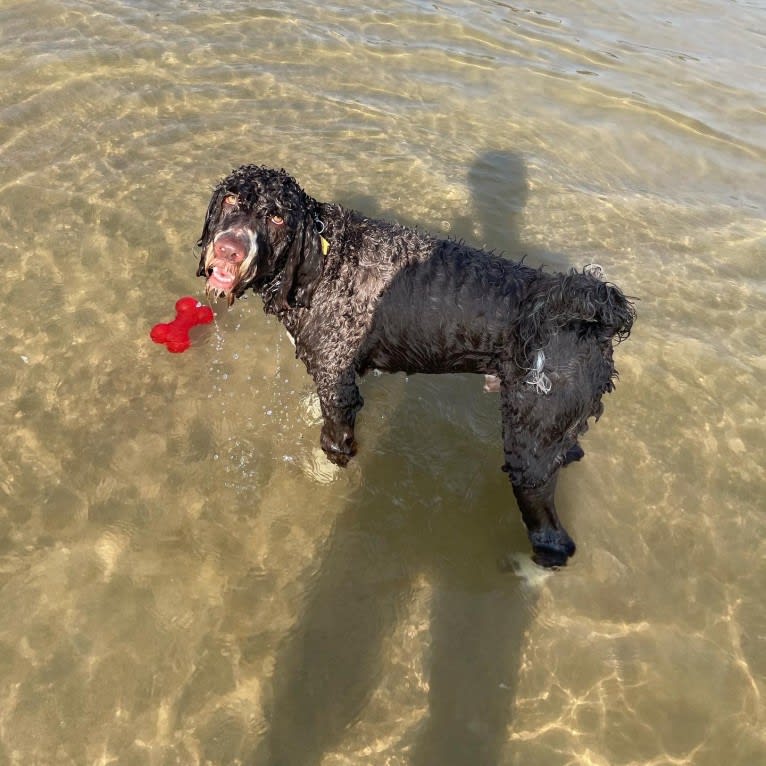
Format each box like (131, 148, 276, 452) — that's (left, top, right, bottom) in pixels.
(515, 266, 636, 363)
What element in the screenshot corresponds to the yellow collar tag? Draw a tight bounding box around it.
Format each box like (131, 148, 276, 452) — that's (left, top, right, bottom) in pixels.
(320, 235, 330, 256)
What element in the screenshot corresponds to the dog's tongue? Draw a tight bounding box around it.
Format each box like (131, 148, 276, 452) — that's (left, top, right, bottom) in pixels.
(208, 266, 235, 293)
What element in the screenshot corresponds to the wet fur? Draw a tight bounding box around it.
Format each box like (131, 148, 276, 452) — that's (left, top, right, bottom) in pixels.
(197, 165, 635, 567)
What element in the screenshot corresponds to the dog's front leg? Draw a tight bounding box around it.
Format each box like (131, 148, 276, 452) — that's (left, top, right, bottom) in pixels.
(312, 366, 363, 467)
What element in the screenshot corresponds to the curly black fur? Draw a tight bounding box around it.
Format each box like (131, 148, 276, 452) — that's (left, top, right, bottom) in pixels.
(196, 165, 636, 567)
(516, 269, 635, 353)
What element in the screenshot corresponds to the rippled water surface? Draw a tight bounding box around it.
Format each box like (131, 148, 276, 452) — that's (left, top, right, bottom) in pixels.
(1, 1, 764, 764)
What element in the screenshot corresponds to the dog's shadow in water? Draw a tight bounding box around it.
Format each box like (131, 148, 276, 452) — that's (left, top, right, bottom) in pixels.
(255, 151, 543, 766)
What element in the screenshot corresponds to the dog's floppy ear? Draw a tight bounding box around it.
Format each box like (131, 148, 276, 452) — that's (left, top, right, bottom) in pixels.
(196, 186, 226, 276)
(273, 211, 325, 311)
(196, 186, 226, 253)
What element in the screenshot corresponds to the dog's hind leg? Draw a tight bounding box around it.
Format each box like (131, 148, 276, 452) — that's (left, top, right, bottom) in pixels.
(510, 473, 576, 567)
(499, 380, 584, 567)
(499, 329, 616, 565)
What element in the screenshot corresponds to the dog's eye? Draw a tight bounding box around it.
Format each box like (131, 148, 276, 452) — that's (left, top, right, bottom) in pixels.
(223, 194, 238, 207)
(270, 214, 284, 225)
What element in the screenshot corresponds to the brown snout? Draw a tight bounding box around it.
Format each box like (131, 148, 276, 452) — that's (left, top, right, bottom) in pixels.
(213, 233, 247, 264)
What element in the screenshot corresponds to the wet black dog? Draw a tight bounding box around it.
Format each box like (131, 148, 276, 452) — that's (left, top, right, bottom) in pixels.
(197, 165, 635, 567)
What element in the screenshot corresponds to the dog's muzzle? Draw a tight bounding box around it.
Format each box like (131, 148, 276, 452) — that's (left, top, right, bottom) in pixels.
(200, 229, 258, 303)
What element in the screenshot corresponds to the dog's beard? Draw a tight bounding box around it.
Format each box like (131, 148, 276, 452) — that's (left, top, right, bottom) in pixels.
(204, 260, 240, 305)
(205, 279, 237, 306)
(203, 243, 258, 306)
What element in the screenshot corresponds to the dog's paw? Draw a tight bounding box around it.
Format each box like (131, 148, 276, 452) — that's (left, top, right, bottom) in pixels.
(562, 443, 585, 466)
(320, 422, 357, 467)
(529, 528, 577, 568)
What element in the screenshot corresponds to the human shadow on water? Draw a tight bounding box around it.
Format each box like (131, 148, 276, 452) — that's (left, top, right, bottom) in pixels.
(453, 149, 528, 253)
(253, 151, 544, 766)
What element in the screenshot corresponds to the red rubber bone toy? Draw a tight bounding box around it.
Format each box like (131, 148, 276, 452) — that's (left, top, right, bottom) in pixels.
(150, 297, 214, 353)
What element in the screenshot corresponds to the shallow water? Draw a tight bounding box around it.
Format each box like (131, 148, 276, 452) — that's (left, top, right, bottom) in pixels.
(1, 1, 764, 764)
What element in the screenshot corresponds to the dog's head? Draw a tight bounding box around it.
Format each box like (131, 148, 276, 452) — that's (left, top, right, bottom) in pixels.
(196, 165, 325, 311)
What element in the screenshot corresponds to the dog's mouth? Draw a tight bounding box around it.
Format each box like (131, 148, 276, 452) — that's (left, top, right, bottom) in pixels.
(207, 263, 237, 292)
(201, 230, 257, 305)
(203, 262, 241, 306)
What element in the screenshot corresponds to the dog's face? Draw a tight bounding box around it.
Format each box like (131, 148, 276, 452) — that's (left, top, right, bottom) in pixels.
(196, 165, 324, 310)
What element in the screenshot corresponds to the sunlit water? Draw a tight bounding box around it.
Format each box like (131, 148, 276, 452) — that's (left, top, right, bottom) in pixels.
(0, 1, 764, 764)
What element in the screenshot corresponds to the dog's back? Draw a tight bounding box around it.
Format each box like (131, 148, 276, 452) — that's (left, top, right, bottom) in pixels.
(354, 230, 634, 385)
(357, 238, 535, 376)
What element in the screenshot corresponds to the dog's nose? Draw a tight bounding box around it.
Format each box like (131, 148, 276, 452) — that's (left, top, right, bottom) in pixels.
(213, 233, 246, 263)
